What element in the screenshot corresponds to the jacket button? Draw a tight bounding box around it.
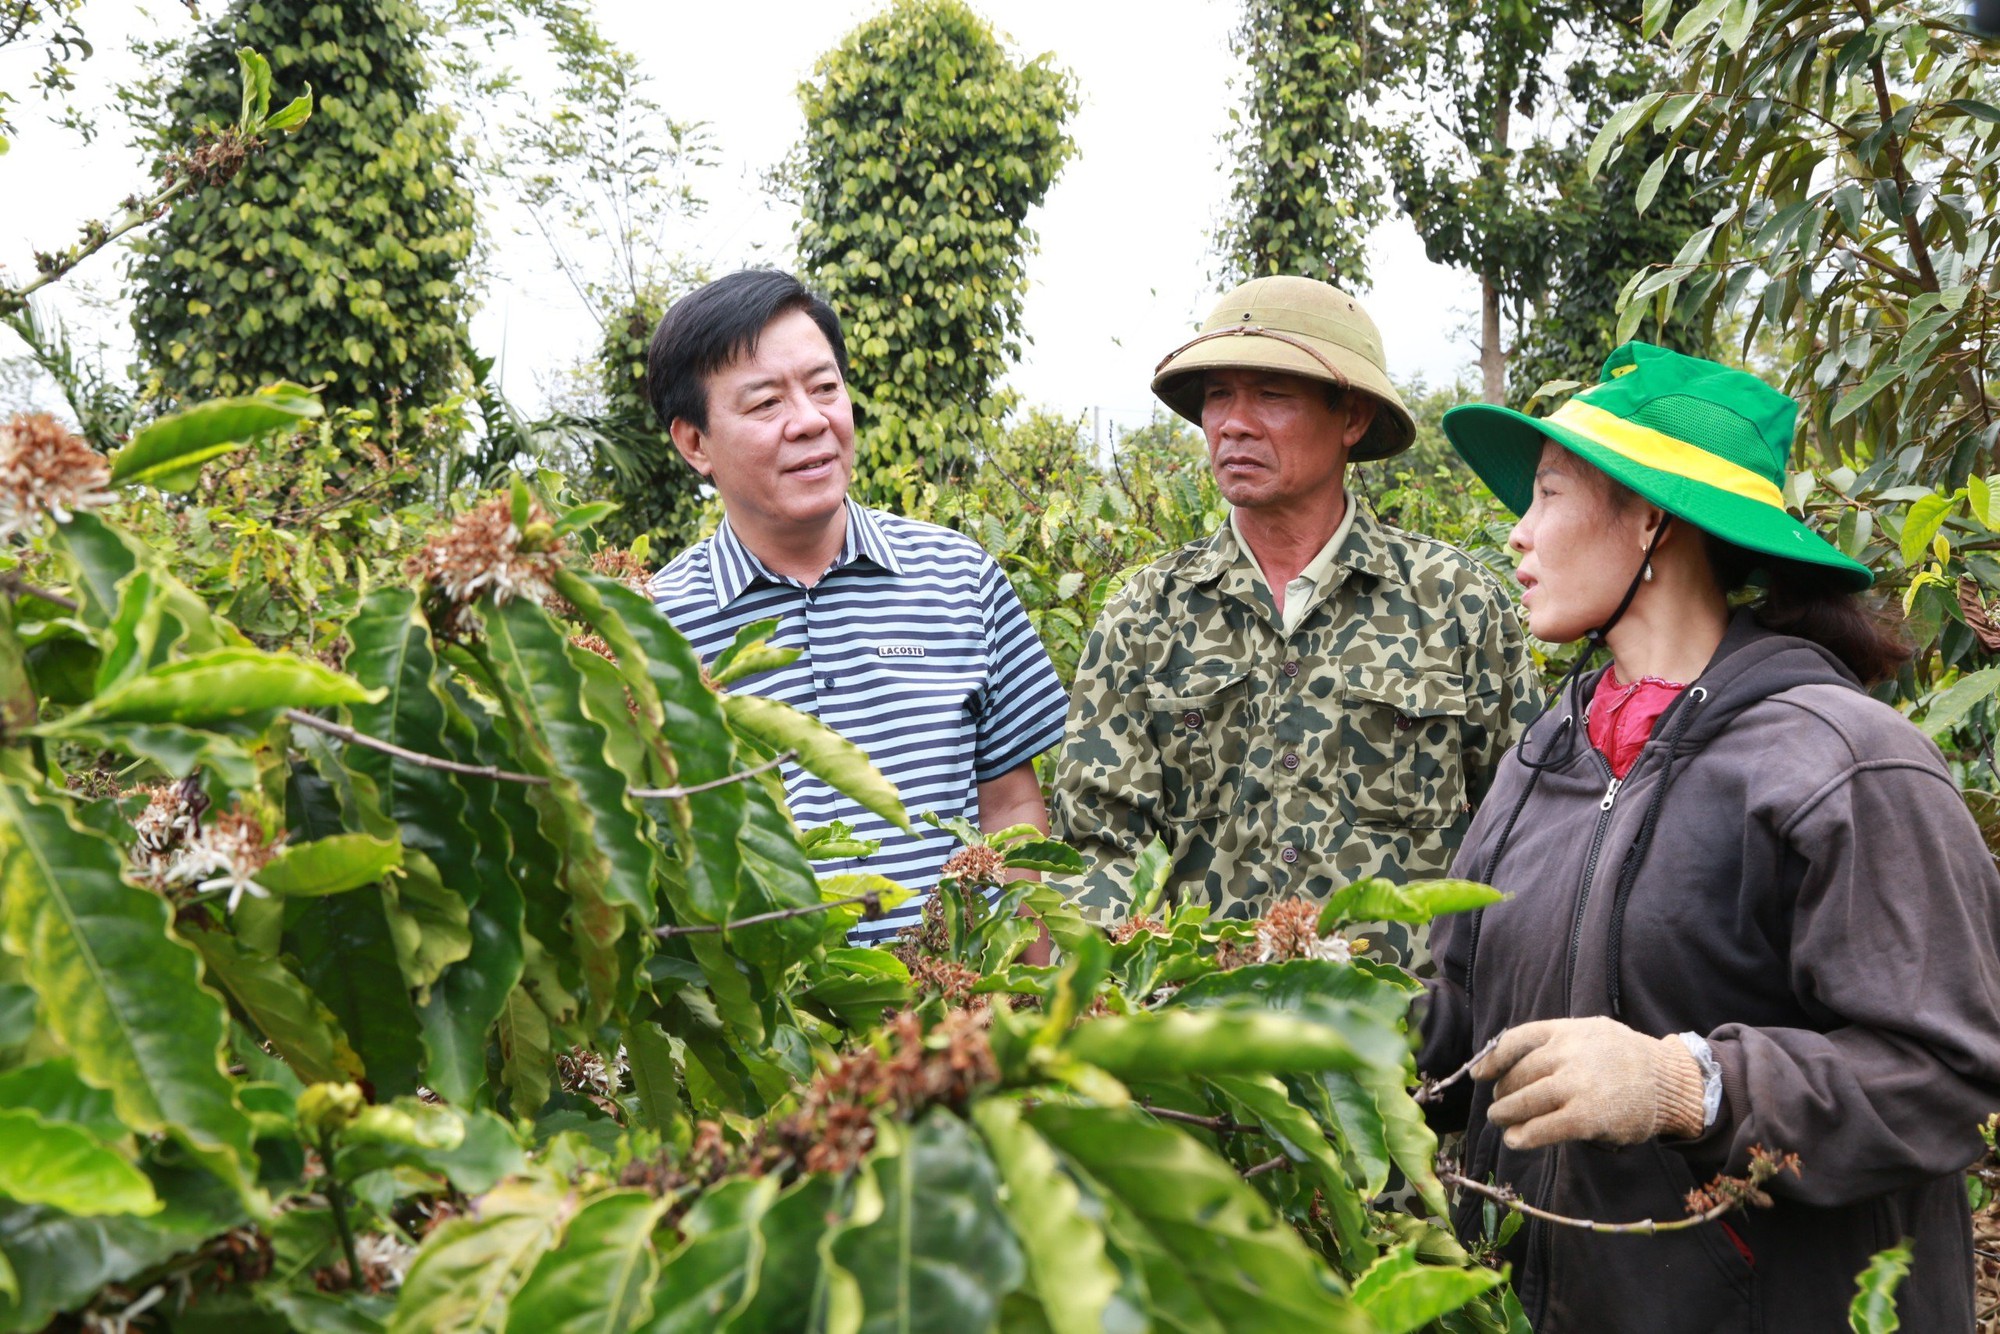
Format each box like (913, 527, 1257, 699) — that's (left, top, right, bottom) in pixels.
(1181, 710, 1203, 729)
(1280, 846, 1299, 864)
(1281, 751, 1300, 770)
(1282, 660, 1299, 678)
(1393, 712, 1414, 732)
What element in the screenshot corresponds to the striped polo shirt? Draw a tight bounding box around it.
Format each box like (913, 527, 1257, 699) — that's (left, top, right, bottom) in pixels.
(649, 500, 1069, 944)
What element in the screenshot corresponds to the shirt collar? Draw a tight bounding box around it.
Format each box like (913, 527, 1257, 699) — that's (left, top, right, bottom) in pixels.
(707, 498, 903, 608)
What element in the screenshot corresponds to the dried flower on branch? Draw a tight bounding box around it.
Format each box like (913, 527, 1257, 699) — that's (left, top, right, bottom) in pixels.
(0, 412, 115, 540)
(406, 496, 566, 636)
(173, 806, 283, 913)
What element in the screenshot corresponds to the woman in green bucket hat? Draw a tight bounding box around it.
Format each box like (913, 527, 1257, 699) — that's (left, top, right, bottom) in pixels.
(1415, 342, 2000, 1331)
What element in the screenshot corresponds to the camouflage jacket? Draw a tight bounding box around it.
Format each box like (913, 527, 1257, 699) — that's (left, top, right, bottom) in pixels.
(1050, 502, 1541, 968)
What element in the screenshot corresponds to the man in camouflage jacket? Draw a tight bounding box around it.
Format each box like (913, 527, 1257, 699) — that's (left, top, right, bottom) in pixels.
(1051, 277, 1541, 970)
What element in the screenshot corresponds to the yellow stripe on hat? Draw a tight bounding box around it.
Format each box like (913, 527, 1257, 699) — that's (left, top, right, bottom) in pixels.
(1547, 399, 1786, 509)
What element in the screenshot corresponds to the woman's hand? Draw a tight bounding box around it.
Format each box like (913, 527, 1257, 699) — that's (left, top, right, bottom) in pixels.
(1474, 1016, 1707, 1149)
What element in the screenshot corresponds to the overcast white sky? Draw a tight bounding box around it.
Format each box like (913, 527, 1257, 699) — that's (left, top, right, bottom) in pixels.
(0, 0, 1482, 440)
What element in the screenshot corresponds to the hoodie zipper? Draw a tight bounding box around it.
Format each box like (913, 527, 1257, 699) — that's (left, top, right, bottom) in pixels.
(1537, 750, 1622, 1327)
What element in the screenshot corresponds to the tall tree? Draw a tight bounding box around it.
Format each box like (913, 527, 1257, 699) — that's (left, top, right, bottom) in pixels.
(792, 0, 1077, 501)
(1219, 0, 1709, 404)
(131, 0, 478, 423)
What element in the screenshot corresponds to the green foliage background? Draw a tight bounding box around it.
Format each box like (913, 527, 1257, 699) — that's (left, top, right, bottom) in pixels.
(793, 0, 1078, 505)
(130, 0, 479, 421)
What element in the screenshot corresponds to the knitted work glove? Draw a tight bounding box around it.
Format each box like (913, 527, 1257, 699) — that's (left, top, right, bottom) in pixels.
(1473, 1016, 1707, 1150)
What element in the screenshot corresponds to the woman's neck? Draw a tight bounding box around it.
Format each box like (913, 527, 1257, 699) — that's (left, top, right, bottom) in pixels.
(1604, 584, 1731, 686)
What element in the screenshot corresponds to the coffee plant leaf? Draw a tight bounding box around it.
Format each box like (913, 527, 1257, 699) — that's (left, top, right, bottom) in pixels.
(0, 1107, 160, 1217)
(506, 1189, 668, 1334)
(970, 1098, 1120, 1334)
(0, 785, 262, 1209)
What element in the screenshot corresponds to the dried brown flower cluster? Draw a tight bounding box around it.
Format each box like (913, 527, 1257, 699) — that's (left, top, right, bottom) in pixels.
(940, 844, 1005, 887)
(164, 125, 261, 189)
(906, 954, 982, 1007)
(590, 546, 653, 590)
(406, 496, 566, 631)
(0, 413, 114, 540)
(569, 633, 616, 663)
(1110, 916, 1166, 944)
(783, 1008, 998, 1174)
(554, 1044, 626, 1109)
(1684, 1144, 1801, 1216)
(1255, 897, 1352, 964)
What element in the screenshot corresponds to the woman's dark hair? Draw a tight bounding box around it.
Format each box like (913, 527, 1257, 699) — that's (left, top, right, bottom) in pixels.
(645, 269, 847, 434)
(1702, 533, 1911, 685)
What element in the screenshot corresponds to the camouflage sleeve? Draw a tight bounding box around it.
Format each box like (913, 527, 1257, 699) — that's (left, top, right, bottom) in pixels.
(1459, 571, 1543, 806)
(1049, 587, 1162, 923)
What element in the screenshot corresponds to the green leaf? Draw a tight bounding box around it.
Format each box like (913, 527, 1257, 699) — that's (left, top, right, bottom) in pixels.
(235, 46, 273, 127)
(1671, 0, 1729, 44)
(644, 1177, 779, 1334)
(1899, 492, 1957, 568)
(1001, 839, 1084, 874)
(1027, 1105, 1371, 1332)
(723, 693, 912, 833)
(1131, 838, 1173, 917)
(1635, 152, 1672, 213)
(187, 929, 362, 1085)
(109, 383, 320, 491)
(1848, 1242, 1911, 1334)
(498, 986, 553, 1118)
(0, 1204, 188, 1333)
(1639, 0, 1671, 39)
(799, 947, 913, 1029)
(1832, 364, 1903, 427)
(0, 784, 261, 1208)
(623, 1019, 683, 1136)
(1966, 475, 2000, 532)
(1318, 878, 1504, 929)
(0, 1060, 122, 1142)
(1946, 98, 2000, 125)
(718, 1176, 836, 1333)
(547, 501, 620, 536)
(1918, 667, 2000, 735)
(263, 88, 313, 133)
(288, 886, 425, 1101)
(0, 1107, 159, 1216)
(1206, 1073, 1369, 1267)
(1061, 1009, 1385, 1082)
(1351, 1241, 1505, 1334)
(1717, 0, 1758, 49)
(257, 833, 402, 897)
(390, 1177, 567, 1334)
(971, 1099, 1119, 1334)
(50, 647, 376, 729)
(825, 1110, 1024, 1334)
(506, 1189, 667, 1334)
(482, 597, 658, 1016)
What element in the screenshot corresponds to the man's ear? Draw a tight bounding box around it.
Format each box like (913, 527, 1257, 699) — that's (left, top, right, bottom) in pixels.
(668, 417, 714, 478)
(1341, 394, 1379, 450)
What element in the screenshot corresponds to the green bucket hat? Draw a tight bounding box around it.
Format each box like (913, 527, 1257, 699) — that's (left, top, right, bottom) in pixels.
(1442, 342, 1872, 590)
(1152, 276, 1417, 462)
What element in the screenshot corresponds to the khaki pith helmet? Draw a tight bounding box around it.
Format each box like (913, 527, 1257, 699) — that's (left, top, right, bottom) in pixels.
(1151, 276, 1416, 462)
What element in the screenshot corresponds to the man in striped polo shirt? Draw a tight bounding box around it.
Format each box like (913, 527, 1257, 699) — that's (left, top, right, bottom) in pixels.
(645, 269, 1070, 946)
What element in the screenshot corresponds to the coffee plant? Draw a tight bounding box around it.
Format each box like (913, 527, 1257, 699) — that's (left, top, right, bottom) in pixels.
(0, 391, 1528, 1333)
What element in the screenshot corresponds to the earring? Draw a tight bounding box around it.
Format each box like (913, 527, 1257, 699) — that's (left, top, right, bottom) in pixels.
(1642, 561, 1654, 583)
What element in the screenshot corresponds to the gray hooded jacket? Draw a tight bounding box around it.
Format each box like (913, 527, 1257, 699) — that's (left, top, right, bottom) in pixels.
(1420, 613, 2000, 1332)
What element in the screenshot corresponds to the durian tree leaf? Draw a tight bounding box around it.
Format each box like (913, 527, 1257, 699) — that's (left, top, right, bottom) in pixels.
(0, 784, 262, 1209)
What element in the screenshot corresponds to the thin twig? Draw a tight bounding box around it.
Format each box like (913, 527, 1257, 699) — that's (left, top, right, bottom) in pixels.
(652, 890, 881, 939)
(1415, 1033, 1504, 1105)
(285, 710, 550, 786)
(0, 574, 79, 611)
(636, 751, 793, 800)
(1138, 1103, 1265, 1136)
(1241, 1155, 1291, 1179)
(1439, 1166, 1753, 1235)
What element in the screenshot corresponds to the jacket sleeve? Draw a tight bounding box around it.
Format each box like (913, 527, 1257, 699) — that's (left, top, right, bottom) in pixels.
(1459, 573, 1542, 807)
(1049, 588, 1163, 923)
(1679, 756, 2000, 1206)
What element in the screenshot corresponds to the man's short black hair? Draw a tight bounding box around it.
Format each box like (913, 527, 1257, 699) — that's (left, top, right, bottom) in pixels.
(646, 269, 848, 433)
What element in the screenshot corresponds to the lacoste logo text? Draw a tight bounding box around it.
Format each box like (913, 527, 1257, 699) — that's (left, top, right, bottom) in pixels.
(877, 645, 926, 659)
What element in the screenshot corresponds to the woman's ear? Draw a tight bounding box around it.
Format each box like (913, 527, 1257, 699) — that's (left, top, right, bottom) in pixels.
(1640, 505, 1672, 549)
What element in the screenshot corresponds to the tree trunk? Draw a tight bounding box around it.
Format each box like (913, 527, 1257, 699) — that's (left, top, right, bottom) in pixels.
(1481, 276, 1505, 405)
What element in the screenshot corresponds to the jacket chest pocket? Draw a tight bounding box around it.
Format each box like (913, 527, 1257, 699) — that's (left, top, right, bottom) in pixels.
(1338, 667, 1470, 828)
(1143, 666, 1251, 825)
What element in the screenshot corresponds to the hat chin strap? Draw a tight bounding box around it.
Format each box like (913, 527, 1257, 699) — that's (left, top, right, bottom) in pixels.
(1586, 518, 1671, 648)
(1153, 325, 1353, 391)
